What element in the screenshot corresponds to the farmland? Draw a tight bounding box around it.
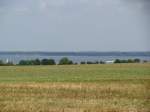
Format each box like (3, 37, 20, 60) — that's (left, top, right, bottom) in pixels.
(0, 64, 150, 112)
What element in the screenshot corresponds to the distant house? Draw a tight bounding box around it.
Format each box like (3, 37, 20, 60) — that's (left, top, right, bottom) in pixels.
(105, 60, 115, 64)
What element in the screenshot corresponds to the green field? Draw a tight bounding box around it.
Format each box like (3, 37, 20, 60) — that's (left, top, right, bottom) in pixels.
(0, 64, 150, 112)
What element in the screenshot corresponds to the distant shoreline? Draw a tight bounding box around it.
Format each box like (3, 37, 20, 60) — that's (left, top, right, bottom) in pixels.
(0, 52, 150, 64)
(0, 51, 150, 56)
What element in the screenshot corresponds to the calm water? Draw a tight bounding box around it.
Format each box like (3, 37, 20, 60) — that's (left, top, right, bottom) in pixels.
(0, 52, 150, 64)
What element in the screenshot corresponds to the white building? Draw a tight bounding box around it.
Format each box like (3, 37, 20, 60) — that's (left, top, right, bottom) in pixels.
(105, 60, 115, 64)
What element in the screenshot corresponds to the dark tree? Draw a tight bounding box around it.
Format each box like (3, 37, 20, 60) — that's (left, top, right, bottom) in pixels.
(134, 59, 140, 63)
(0, 60, 4, 66)
(19, 60, 28, 65)
(48, 59, 56, 65)
(33, 59, 41, 65)
(114, 59, 121, 63)
(100, 61, 105, 64)
(59, 57, 73, 65)
(80, 61, 86, 64)
(41, 59, 56, 65)
(86, 61, 93, 64)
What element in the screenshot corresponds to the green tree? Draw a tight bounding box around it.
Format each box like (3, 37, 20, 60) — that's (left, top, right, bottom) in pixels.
(19, 60, 27, 65)
(114, 59, 121, 63)
(41, 59, 56, 65)
(134, 59, 140, 63)
(80, 61, 86, 64)
(59, 57, 73, 65)
(100, 61, 105, 64)
(19, 60, 30, 65)
(0, 60, 4, 66)
(33, 59, 41, 65)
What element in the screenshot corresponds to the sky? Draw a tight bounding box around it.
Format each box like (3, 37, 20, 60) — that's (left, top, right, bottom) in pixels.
(0, 0, 150, 52)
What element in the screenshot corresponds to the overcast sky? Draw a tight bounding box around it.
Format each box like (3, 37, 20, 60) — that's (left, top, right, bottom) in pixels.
(0, 0, 149, 51)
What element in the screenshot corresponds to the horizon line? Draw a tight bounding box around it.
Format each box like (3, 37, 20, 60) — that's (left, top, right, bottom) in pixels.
(0, 51, 150, 53)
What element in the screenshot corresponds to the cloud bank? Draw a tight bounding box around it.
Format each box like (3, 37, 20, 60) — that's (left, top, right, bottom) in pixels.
(0, 0, 149, 51)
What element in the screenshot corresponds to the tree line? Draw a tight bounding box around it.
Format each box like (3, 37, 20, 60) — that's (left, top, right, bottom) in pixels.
(0, 57, 73, 66)
(0, 58, 146, 66)
(114, 59, 140, 63)
(18, 57, 74, 65)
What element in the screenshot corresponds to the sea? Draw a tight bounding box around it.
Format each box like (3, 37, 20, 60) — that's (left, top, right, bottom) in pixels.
(0, 52, 150, 64)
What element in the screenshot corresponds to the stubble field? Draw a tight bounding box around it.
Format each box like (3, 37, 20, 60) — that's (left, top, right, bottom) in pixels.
(0, 64, 149, 112)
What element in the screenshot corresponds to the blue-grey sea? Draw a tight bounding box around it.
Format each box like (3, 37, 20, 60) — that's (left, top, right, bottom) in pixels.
(0, 52, 150, 64)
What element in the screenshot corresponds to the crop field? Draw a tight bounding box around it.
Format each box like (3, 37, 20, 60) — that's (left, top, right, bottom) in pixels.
(0, 64, 150, 112)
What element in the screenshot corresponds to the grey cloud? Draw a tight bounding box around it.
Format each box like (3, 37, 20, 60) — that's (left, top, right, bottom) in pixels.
(0, 0, 149, 51)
